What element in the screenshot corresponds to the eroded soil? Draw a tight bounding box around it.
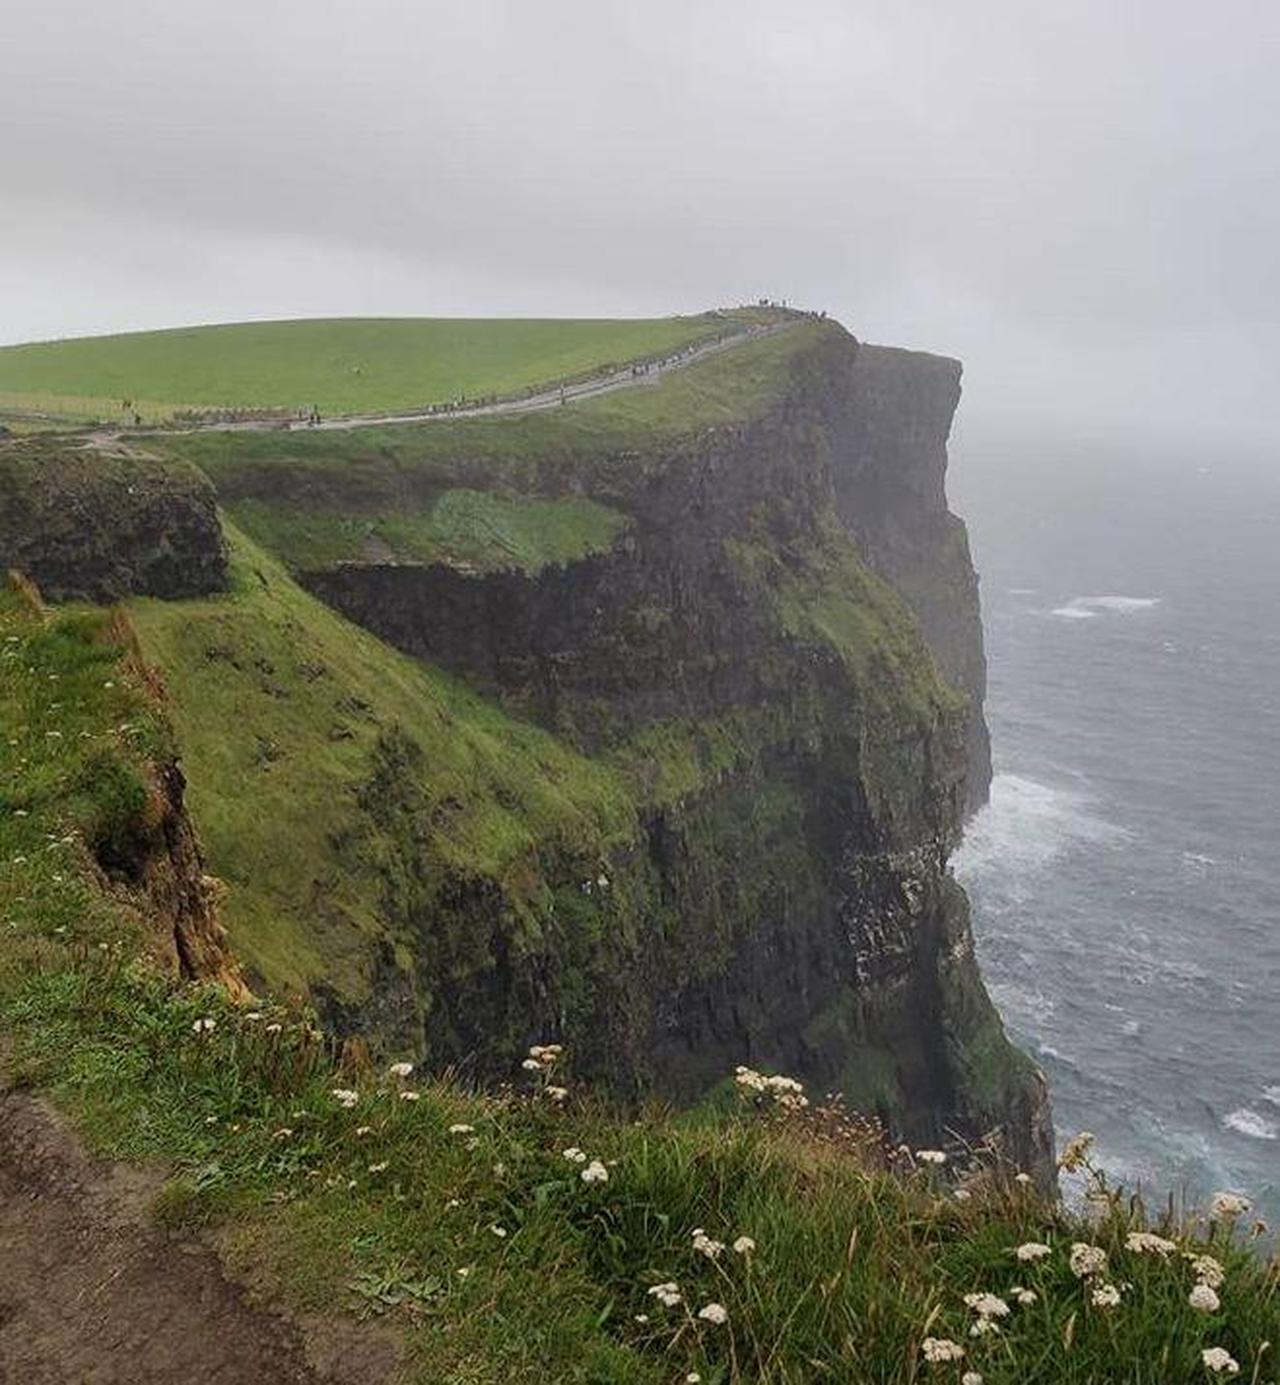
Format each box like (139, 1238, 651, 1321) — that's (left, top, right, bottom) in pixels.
(0, 1086, 399, 1384)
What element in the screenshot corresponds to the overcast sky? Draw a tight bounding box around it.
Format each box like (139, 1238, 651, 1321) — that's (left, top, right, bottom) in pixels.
(4, 1, 1279, 444)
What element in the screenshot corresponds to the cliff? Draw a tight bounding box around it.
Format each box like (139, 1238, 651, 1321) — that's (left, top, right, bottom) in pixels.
(824, 344, 992, 809)
(0, 437, 227, 601)
(1, 318, 1044, 1174)
(0, 580, 240, 993)
(173, 321, 1042, 1171)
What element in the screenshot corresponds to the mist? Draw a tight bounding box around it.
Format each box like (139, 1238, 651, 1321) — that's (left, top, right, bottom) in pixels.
(4, 0, 1280, 446)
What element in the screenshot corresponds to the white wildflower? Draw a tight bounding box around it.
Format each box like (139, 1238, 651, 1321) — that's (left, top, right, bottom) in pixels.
(1090, 1282, 1122, 1308)
(968, 1318, 1000, 1338)
(1069, 1243, 1108, 1279)
(1014, 1172, 1033, 1185)
(265, 1022, 283, 1035)
(354, 1125, 373, 1137)
(581, 1159, 609, 1184)
(1012, 1287, 1037, 1306)
(1187, 1253, 1226, 1289)
(1189, 1283, 1221, 1312)
(1125, 1230, 1177, 1256)
(521, 1058, 542, 1072)
(916, 1149, 947, 1166)
(191, 1017, 216, 1035)
(691, 1228, 725, 1260)
(1201, 1347, 1240, 1375)
(962, 1374, 983, 1385)
(562, 1147, 588, 1163)
(1014, 1241, 1052, 1262)
(921, 1337, 965, 1363)
(388, 1061, 414, 1079)
(686, 1375, 701, 1384)
(953, 1188, 972, 1202)
(545, 1085, 569, 1102)
(697, 1302, 728, 1325)
(1209, 1191, 1250, 1219)
(633, 1313, 649, 1324)
(732, 1235, 756, 1255)
(489, 1224, 508, 1238)
(963, 1292, 1010, 1319)
(398, 1090, 420, 1102)
(448, 1123, 474, 1135)
(367, 1161, 388, 1173)
(331, 1088, 359, 1108)
(647, 1281, 682, 1308)
(243, 1011, 263, 1022)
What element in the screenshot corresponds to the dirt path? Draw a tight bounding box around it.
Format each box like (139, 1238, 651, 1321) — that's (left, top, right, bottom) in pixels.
(0, 1087, 399, 1385)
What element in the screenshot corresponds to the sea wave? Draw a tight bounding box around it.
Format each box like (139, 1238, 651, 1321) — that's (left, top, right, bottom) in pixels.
(954, 773, 1129, 879)
(1222, 1108, 1279, 1141)
(1050, 595, 1162, 620)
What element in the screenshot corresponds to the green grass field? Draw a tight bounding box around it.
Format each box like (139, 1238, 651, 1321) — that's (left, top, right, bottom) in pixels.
(0, 314, 740, 423)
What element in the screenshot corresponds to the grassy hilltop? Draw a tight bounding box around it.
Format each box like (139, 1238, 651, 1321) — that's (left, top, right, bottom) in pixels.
(0, 313, 740, 424)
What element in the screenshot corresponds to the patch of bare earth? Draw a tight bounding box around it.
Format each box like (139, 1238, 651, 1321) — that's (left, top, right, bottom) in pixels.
(0, 1087, 400, 1384)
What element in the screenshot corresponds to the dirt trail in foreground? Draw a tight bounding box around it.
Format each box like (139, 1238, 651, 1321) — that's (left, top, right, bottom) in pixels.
(0, 1087, 399, 1384)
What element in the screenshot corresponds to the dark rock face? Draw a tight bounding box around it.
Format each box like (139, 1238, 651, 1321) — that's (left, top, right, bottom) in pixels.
(297, 326, 1049, 1175)
(0, 440, 228, 602)
(823, 344, 993, 810)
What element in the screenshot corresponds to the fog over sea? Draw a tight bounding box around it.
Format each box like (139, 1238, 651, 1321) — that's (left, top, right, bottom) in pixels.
(950, 431, 1280, 1223)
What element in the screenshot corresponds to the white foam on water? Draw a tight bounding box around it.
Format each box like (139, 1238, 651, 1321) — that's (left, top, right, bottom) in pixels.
(954, 773, 1129, 880)
(1223, 1108, 1279, 1141)
(1262, 1086, 1280, 1108)
(1051, 603, 1097, 619)
(1050, 595, 1162, 620)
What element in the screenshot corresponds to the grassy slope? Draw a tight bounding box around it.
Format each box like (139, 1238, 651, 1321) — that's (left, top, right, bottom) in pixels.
(0, 314, 734, 422)
(161, 321, 828, 574)
(128, 524, 636, 999)
(2, 594, 1277, 1383)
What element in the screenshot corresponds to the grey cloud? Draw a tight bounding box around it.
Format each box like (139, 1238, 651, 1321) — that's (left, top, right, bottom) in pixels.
(3, 0, 1280, 440)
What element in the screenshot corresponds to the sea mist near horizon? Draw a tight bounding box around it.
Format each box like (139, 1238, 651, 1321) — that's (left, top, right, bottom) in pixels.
(951, 431, 1280, 1223)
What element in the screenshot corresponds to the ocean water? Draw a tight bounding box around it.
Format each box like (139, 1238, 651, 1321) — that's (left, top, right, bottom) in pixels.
(949, 434, 1280, 1222)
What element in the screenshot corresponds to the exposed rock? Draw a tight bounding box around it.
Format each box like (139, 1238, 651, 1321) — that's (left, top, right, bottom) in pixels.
(821, 343, 992, 809)
(0, 439, 227, 601)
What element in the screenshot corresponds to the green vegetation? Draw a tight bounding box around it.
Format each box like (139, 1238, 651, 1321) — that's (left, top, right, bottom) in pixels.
(0, 313, 740, 423)
(128, 524, 635, 999)
(2, 592, 1277, 1381)
(229, 488, 629, 573)
(153, 320, 830, 574)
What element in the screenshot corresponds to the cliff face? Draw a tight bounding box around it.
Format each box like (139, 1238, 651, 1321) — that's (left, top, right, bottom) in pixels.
(823, 345, 993, 810)
(0, 439, 227, 601)
(295, 326, 1047, 1172)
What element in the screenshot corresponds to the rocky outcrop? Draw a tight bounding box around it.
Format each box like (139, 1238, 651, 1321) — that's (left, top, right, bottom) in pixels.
(294, 324, 1047, 1174)
(0, 438, 227, 602)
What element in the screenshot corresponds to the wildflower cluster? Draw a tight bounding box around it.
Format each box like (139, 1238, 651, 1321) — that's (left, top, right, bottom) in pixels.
(519, 1043, 570, 1102)
(733, 1065, 808, 1111)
